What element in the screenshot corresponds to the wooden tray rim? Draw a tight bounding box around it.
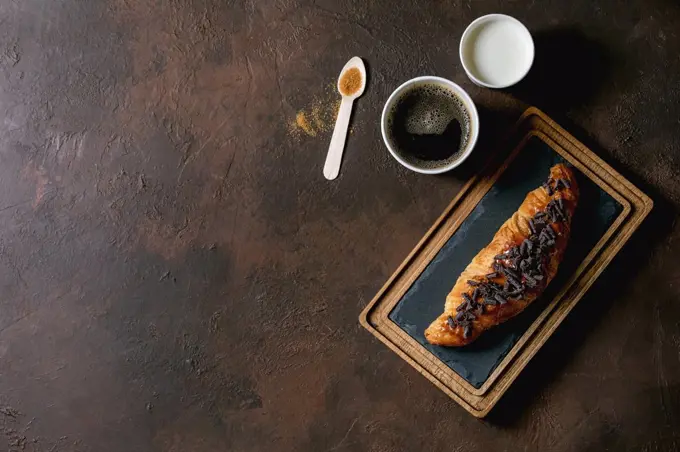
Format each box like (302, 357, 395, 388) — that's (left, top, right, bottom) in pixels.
(366, 126, 631, 396)
(359, 107, 653, 417)
(373, 129, 632, 397)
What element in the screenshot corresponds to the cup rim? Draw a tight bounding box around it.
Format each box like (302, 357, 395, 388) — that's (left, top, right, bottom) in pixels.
(380, 76, 480, 175)
(459, 14, 535, 89)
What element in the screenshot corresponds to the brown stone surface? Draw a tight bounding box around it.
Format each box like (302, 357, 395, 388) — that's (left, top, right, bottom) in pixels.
(0, 0, 678, 451)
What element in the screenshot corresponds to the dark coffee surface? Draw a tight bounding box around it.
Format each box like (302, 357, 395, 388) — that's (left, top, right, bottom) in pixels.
(387, 83, 471, 168)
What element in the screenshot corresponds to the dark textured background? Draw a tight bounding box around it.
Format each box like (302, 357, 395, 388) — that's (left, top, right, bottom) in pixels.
(0, 1, 678, 451)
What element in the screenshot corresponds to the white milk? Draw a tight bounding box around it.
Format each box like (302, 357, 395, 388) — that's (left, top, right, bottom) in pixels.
(462, 18, 533, 87)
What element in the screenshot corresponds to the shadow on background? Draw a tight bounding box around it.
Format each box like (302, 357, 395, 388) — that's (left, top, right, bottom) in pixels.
(485, 130, 676, 426)
(445, 28, 616, 182)
(510, 28, 616, 116)
(444, 105, 519, 182)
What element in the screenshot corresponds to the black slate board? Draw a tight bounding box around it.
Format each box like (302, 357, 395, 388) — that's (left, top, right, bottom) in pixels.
(388, 136, 623, 389)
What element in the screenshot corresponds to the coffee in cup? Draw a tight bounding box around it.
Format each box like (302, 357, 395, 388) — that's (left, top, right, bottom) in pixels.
(381, 77, 479, 174)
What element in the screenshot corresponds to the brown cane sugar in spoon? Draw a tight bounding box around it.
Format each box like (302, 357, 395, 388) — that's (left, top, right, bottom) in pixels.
(323, 57, 366, 180)
(339, 67, 362, 96)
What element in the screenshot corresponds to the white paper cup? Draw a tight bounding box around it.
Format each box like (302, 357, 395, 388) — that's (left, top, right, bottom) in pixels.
(380, 76, 479, 174)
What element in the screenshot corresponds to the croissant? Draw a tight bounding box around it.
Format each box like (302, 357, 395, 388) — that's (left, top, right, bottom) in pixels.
(424, 164, 579, 346)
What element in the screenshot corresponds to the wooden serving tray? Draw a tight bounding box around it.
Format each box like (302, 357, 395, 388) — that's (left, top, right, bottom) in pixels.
(359, 107, 653, 418)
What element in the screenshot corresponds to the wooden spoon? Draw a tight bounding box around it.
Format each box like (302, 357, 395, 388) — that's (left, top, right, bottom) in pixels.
(323, 57, 367, 180)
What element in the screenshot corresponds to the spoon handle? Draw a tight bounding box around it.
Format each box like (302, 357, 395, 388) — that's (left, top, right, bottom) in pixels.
(323, 97, 354, 180)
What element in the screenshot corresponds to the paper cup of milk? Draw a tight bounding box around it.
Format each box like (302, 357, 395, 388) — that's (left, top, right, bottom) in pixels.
(460, 14, 534, 89)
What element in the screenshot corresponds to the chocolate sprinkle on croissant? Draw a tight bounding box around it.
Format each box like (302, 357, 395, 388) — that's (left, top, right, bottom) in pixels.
(445, 170, 573, 337)
(464, 324, 472, 339)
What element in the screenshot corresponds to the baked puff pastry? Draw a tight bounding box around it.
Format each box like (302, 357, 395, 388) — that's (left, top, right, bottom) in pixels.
(425, 164, 579, 346)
